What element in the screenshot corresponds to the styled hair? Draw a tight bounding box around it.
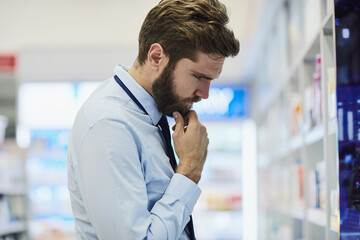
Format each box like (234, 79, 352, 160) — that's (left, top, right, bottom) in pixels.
(136, 0, 240, 66)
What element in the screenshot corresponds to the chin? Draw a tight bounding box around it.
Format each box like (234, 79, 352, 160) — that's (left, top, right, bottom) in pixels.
(178, 106, 192, 116)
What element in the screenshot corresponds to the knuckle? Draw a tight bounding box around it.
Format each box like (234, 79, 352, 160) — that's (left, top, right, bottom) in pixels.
(172, 132, 178, 138)
(175, 118, 183, 124)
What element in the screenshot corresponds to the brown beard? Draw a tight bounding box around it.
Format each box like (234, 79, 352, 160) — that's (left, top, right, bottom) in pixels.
(152, 63, 201, 117)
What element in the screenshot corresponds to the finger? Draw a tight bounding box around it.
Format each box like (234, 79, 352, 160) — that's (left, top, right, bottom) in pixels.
(184, 118, 189, 127)
(185, 110, 198, 124)
(171, 119, 188, 131)
(172, 111, 184, 136)
(172, 120, 188, 131)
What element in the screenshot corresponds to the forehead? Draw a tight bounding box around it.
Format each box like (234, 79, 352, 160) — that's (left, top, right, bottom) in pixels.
(176, 52, 225, 78)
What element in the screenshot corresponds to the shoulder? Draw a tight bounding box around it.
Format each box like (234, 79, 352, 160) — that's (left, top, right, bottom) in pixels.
(79, 78, 133, 126)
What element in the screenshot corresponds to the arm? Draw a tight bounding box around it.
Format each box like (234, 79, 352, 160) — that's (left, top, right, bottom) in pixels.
(77, 119, 200, 239)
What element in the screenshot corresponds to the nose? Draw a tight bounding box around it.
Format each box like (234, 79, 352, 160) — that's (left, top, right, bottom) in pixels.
(195, 80, 211, 99)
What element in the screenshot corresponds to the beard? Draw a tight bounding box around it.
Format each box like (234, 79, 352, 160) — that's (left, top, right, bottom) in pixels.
(152, 63, 201, 117)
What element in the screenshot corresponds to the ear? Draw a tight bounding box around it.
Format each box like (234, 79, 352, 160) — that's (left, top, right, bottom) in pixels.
(147, 43, 169, 71)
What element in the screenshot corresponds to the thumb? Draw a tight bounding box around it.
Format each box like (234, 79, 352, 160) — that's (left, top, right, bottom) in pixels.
(172, 111, 184, 137)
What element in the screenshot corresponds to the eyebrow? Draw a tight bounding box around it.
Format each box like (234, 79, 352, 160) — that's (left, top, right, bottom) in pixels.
(192, 72, 214, 80)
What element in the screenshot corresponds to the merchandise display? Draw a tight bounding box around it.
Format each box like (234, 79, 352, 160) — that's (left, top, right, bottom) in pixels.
(254, 0, 339, 239)
(26, 130, 74, 240)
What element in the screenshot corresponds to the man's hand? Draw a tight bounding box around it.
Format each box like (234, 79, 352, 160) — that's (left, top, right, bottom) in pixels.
(172, 110, 209, 184)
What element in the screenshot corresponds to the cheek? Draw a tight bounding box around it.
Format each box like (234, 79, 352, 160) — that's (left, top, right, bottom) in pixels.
(173, 77, 197, 98)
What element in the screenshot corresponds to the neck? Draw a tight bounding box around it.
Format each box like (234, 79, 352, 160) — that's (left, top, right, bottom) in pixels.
(128, 62, 153, 96)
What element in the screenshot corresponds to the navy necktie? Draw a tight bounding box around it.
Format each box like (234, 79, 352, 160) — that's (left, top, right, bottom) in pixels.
(157, 115, 177, 170)
(157, 115, 196, 240)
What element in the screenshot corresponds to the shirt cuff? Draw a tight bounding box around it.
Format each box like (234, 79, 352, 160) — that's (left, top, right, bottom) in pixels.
(165, 173, 201, 213)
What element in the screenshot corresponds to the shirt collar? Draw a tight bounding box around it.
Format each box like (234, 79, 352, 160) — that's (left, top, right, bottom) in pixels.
(114, 65, 162, 126)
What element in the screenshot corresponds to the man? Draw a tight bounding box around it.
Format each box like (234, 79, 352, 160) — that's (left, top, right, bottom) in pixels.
(67, 0, 239, 239)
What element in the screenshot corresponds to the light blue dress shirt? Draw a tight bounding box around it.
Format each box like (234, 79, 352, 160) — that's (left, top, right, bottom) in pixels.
(67, 65, 201, 240)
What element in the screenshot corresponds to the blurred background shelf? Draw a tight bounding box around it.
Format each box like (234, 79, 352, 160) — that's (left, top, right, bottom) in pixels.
(268, 206, 306, 220)
(304, 125, 324, 146)
(307, 208, 326, 227)
(0, 186, 26, 196)
(254, 0, 339, 239)
(0, 140, 28, 240)
(0, 221, 26, 236)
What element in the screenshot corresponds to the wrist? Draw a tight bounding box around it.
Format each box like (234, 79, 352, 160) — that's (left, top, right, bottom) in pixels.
(176, 165, 201, 184)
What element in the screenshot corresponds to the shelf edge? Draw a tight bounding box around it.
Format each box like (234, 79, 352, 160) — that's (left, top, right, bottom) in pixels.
(0, 221, 26, 236)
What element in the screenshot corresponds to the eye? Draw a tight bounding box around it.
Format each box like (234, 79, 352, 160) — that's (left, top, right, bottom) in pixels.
(193, 74, 202, 80)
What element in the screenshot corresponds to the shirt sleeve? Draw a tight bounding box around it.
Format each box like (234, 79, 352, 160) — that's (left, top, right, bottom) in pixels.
(76, 119, 201, 240)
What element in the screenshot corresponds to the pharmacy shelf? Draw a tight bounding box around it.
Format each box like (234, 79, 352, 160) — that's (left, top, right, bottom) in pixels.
(0, 221, 26, 236)
(0, 185, 26, 196)
(260, 124, 324, 163)
(307, 208, 326, 227)
(328, 118, 337, 135)
(289, 134, 303, 152)
(268, 206, 305, 220)
(254, 0, 339, 239)
(322, 10, 333, 32)
(254, 31, 321, 122)
(305, 124, 324, 146)
(193, 210, 242, 240)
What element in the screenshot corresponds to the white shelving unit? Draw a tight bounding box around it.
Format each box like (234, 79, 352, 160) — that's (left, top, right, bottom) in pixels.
(253, 0, 339, 239)
(0, 141, 27, 240)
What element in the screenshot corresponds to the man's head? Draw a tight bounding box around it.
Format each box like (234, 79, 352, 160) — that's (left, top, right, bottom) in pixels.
(135, 0, 239, 116)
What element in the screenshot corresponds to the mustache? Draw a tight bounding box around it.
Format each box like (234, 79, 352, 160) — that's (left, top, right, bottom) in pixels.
(171, 96, 201, 117)
(182, 96, 202, 104)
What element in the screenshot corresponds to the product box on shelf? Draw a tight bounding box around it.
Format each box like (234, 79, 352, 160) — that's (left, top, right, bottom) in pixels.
(312, 54, 322, 126)
(316, 161, 326, 209)
(327, 67, 336, 120)
(308, 170, 318, 208)
(330, 189, 340, 232)
(308, 161, 326, 210)
(303, 86, 314, 131)
(290, 93, 302, 137)
(291, 159, 304, 207)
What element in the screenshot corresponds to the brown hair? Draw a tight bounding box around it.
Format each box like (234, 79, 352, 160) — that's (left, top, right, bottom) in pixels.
(136, 0, 240, 67)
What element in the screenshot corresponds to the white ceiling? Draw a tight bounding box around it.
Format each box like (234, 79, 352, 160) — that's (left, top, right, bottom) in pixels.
(0, 0, 266, 83)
